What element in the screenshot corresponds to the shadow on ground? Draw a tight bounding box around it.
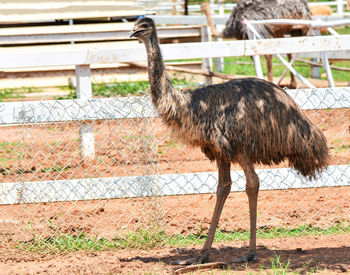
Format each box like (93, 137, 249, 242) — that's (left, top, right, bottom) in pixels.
(122, 244, 350, 273)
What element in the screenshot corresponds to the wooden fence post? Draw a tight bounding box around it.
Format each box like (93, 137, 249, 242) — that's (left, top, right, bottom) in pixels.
(76, 64, 95, 161)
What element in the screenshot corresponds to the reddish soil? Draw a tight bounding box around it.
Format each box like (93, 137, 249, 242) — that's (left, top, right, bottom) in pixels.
(1, 232, 350, 274)
(0, 108, 349, 274)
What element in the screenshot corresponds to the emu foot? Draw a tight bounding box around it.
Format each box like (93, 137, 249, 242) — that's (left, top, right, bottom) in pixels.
(175, 251, 209, 265)
(230, 251, 258, 264)
(173, 262, 227, 274)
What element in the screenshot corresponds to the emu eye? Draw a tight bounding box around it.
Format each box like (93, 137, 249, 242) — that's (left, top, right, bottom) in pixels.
(140, 23, 149, 28)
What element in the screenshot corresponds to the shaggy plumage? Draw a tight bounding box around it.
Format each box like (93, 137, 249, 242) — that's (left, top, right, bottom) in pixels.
(130, 17, 328, 265)
(202, 0, 312, 88)
(223, 0, 311, 39)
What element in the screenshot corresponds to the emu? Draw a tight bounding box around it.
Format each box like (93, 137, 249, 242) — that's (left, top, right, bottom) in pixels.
(201, 0, 311, 89)
(129, 17, 328, 265)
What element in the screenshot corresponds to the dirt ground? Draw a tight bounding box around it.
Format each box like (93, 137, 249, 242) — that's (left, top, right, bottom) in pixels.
(1, 232, 350, 274)
(0, 105, 349, 273)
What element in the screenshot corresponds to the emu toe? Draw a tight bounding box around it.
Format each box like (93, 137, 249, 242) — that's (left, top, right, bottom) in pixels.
(175, 251, 209, 265)
(230, 251, 258, 264)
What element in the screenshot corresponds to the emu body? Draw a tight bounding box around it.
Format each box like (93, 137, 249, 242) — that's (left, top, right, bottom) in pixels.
(202, 0, 311, 88)
(130, 17, 328, 264)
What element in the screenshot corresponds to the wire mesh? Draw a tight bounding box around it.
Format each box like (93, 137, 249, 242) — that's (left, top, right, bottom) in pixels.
(0, 88, 349, 254)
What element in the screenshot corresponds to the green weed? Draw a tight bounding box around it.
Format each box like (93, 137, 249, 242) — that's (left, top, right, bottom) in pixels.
(0, 141, 26, 162)
(40, 165, 70, 173)
(92, 81, 150, 97)
(222, 56, 350, 82)
(0, 87, 42, 101)
(0, 89, 18, 102)
(17, 223, 349, 254)
(332, 144, 350, 152)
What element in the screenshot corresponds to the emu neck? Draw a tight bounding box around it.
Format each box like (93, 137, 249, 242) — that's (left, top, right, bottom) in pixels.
(144, 32, 184, 113)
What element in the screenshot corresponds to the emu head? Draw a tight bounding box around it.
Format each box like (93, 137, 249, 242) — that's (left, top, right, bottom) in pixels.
(129, 17, 155, 41)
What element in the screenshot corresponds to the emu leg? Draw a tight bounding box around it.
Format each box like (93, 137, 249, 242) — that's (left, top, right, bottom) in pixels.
(231, 158, 260, 263)
(288, 54, 297, 89)
(266, 55, 273, 83)
(176, 158, 231, 265)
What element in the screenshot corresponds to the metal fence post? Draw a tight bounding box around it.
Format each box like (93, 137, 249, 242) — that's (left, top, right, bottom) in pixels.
(246, 29, 264, 79)
(76, 64, 95, 161)
(313, 27, 335, 87)
(214, 0, 224, 72)
(201, 25, 213, 84)
(337, 0, 344, 15)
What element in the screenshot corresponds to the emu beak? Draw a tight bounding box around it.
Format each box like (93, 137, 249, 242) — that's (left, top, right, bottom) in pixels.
(129, 30, 136, 38)
(129, 29, 140, 38)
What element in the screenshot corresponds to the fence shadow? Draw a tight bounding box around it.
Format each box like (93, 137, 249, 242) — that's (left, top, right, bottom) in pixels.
(121, 244, 350, 273)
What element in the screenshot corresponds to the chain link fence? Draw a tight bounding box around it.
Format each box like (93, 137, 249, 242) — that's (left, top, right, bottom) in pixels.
(0, 87, 349, 253)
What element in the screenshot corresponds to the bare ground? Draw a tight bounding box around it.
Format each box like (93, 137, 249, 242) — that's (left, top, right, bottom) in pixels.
(1, 233, 349, 274)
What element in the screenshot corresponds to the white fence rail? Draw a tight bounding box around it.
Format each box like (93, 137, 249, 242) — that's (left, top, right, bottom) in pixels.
(1, 35, 349, 69)
(145, 0, 349, 16)
(1, 87, 350, 125)
(2, 165, 349, 204)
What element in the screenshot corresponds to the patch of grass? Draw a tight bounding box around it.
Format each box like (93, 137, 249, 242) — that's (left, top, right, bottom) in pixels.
(40, 165, 70, 173)
(332, 144, 350, 153)
(157, 140, 184, 155)
(0, 141, 26, 162)
(17, 234, 120, 253)
(0, 87, 42, 101)
(0, 89, 16, 102)
(0, 88, 22, 102)
(258, 254, 291, 275)
(222, 56, 350, 82)
(257, 223, 350, 238)
(18, 226, 168, 253)
(334, 25, 350, 35)
(50, 141, 61, 147)
(57, 77, 198, 100)
(331, 139, 350, 152)
(171, 75, 198, 88)
(17, 223, 350, 253)
(92, 81, 150, 97)
(56, 90, 76, 100)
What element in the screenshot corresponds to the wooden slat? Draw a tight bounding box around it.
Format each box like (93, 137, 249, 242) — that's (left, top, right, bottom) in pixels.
(0, 1, 137, 9)
(0, 1, 144, 23)
(0, 23, 200, 35)
(0, 24, 201, 45)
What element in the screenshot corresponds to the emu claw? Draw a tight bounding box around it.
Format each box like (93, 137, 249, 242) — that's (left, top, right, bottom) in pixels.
(175, 252, 209, 265)
(230, 252, 258, 264)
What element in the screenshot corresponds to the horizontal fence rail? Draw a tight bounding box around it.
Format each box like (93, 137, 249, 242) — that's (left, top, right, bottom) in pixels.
(0, 35, 349, 69)
(149, 14, 350, 26)
(0, 87, 350, 125)
(0, 96, 156, 125)
(1, 165, 349, 204)
(0, 24, 201, 45)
